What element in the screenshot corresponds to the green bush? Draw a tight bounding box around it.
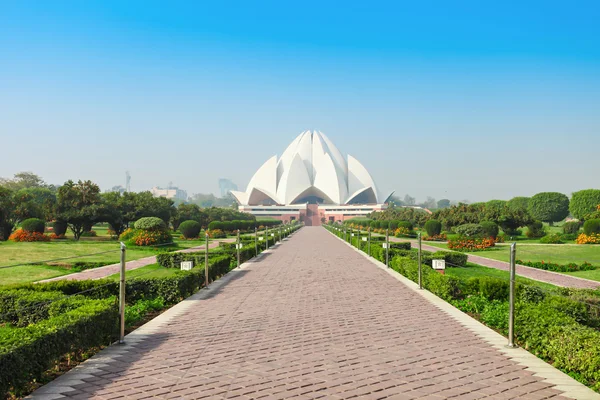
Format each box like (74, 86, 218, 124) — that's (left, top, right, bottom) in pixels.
(526, 221, 546, 238)
(179, 220, 201, 239)
(454, 223, 485, 237)
(125, 297, 165, 326)
(0, 290, 65, 327)
(52, 220, 68, 236)
(479, 221, 499, 239)
(583, 219, 600, 235)
(569, 189, 600, 221)
(389, 220, 398, 230)
(424, 220, 442, 236)
(563, 221, 581, 234)
(134, 217, 166, 231)
(21, 218, 45, 234)
(539, 233, 564, 244)
(398, 220, 414, 230)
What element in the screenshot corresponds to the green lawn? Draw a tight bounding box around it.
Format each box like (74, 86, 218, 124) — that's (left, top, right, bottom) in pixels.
(0, 265, 75, 286)
(105, 263, 183, 281)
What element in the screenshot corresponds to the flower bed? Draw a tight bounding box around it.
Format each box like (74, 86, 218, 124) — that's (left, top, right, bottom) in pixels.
(8, 229, 50, 242)
(576, 233, 600, 244)
(516, 259, 597, 272)
(447, 236, 495, 251)
(423, 233, 447, 242)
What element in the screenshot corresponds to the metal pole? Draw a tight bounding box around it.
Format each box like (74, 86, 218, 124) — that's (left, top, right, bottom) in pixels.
(205, 232, 209, 288)
(368, 227, 371, 256)
(255, 227, 258, 257)
(119, 242, 126, 344)
(385, 229, 389, 267)
(357, 228, 360, 249)
(418, 232, 423, 289)
(266, 225, 269, 250)
(236, 229, 241, 268)
(508, 242, 517, 348)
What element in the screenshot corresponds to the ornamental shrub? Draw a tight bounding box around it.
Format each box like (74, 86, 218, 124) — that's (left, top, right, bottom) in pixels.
(370, 221, 377, 229)
(576, 233, 600, 244)
(424, 220, 442, 236)
(526, 221, 546, 238)
(8, 229, 50, 242)
(179, 220, 201, 239)
(539, 233, 564, 244)
(583, 219, 600, 235)
(398, 220, 414, 231)
(479, 221, 499, 239)
(528, 192, 570, 225)
(52, 220, 68, 236)
(134, 217, 166, 231)
(569, 189, 600, 221)
(21, 218, 45, 234)
(562, 221, 581, 234)
(448, 236, 495, 251)
(389, 220, 398, 230)
(454, 223, 485, 238)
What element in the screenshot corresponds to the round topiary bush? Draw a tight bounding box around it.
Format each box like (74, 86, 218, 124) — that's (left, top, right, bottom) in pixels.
(134, 217, 166, 231)
(52, 220, 68, 236)
(389, 221, 399, 230)
(562, 221, 581, 235)
(480, 221, 499, 239)
(398, 220, 414, 231)
(526, 221, 546, 238)
(583, 219, 600, 235)
(21, 218, 45, 234)
(179, 220, 201, 239)
(454, 223, 485, 237)
(424, 220, 442, 236)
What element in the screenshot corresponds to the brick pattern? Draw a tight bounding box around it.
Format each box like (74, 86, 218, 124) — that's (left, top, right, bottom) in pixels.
(30, 228, 569, 399)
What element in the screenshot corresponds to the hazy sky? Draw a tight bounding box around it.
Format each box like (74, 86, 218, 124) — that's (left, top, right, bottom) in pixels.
(2, 1, 599, 202)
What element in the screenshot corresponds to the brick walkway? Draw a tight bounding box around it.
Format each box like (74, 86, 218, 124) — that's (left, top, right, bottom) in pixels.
(385, 237, 600, 290)
(30, 228, 583, 399)
(38, 240, 234, 283)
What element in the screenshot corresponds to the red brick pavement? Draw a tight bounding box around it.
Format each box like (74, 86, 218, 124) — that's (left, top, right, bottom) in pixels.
(30, 228, 571, 399)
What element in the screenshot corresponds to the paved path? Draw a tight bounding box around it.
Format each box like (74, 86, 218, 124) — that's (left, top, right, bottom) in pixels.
(29, 227, 595, 399)
(38, 240, 234, 283)
(369, 235, 600, 290)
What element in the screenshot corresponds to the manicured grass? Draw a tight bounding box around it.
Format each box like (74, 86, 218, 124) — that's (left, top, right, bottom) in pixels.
(105, 263, 184, 281)
(0, 265, 75, 285)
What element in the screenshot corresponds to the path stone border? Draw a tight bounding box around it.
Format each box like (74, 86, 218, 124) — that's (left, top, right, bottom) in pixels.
(26, 244, 283, 399)
(327, 229, 600, 400)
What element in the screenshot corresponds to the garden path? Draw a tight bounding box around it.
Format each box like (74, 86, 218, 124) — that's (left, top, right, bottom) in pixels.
(37, 239, 235, 283)
(29, 227, 596, 399)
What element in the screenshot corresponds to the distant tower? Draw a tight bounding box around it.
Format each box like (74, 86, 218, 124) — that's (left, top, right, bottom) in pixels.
(219, 178, 238, 197)
(125, 171, 131, 192)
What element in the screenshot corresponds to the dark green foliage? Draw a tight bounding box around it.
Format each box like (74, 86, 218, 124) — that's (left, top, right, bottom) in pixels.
(479, 221, 499, 239)
(528, 192, 570, 225)
(519, 286, 545, 303)
(507, 196, 530, 212)
(526, 221, 546, 238)
(179, 220, 201, 238)
(20, 218, 45, 234)
(424, 220, 442, 236)
(55, 180, 102, 241)
(134, 217, 166, 231)
(569, 189, 600, 221)
(370, 221, 377, 229)
(388, 220, 398, 230)
(454, 223, 484, 237)
(52, 220, 68, 236)
(562, 221, 581, 234)
(583, 219, 600, 235)
(539, 233, 563, 244)
(397, 220, 413, 230)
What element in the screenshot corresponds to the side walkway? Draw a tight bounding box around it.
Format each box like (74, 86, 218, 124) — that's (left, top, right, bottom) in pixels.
(38, 240, 234, 283)
(385, 237, 600, 290)
(29, 228, 596, 399)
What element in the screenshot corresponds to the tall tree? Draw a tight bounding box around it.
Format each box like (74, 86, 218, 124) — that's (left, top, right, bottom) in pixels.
(403, 194, 416, 206)
(570, 189, 600, 221)
(56, 180, 102, 240)
(528, 192, 570, 226)
(437, 199, 451, 209)
(0, 187, 18, 240)
(0, 172, 53, 191)
(13, 187, 56, 221)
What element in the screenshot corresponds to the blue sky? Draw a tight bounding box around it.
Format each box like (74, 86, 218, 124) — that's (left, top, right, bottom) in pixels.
(1, 1, 599, 202)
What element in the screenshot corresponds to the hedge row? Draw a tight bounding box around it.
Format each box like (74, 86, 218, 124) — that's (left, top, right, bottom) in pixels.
(207, 219, 283, 231)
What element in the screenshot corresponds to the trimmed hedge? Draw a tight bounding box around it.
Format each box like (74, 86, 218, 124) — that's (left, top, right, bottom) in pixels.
(21, 218, 45, 234)
(179, 220, 201, 239)
(52, 220, 68, 236)
(424, 220, 442, 236)
(134, 217, 166, 231)
(583, 219, 600, 235)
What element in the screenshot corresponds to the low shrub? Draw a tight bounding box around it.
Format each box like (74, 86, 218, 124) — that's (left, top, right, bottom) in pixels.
(423, 233, 447, 241)
(583, 219, 600, 235)
(526, 221, 546, 238)
(447, 236, 495, 251)
(560, 233, 578, 241)
(134, 217, 166, 231)
(131, 229, 172, 246)
(424, 220, 442, 236)
(125, 297, 166, 326)
(454, 223, 485, 238)
(179, 220, 201, 239)
(8, 229, 50, 242)
(49, 233, 66, 240)
(52, 220, 68, 236)
(563, 221, 581, 235)
(21, 218, 45, 234)
(539, 233, 564, 244)
(206, 229, 226, 238)
(480, 221, 499, 239)
(81, 230, 97, 237)
(516, 259, 596, 273)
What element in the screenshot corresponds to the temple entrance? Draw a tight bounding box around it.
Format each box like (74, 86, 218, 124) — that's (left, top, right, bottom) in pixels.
(305, 204, 321, 226)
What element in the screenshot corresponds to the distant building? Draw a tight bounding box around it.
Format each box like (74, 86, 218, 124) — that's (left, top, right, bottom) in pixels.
(151, 186, 188, 201)
(219, 178, 238, 197)
(109, 185, 126, 194)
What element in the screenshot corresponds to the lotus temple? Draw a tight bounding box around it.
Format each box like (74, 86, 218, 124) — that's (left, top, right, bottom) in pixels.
(231, 131, 391, 225)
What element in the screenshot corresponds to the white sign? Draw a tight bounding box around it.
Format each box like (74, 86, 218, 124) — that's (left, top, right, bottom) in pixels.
(432, 260, 446, 270)
(271, 233, 275, 237)
(236, 244, 243, 249)
(180, 261, 193, 271)
(362, 237, 367, 241)
(382, 243, 388, 249)
(259, 237, 264, 241)
(351, 233, 355, 237)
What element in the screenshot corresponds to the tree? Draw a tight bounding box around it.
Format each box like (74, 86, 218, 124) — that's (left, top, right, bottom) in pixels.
(387, 195, 405, 207)
(437, 199, 450, 209)
(421, 197, 436, 210)
(570, 189, 600, 221)
(0, 187, 18, 240)
(99, 192, 135, 237)
(528, 192, 570, 226)
(403, 194, 416, 206)
(507, 196, 530, 212)
(56, 180, 102, 240)
(173, 203, 203, 230)
(0, 172, 53, 191)
(13, 187, 56, 221)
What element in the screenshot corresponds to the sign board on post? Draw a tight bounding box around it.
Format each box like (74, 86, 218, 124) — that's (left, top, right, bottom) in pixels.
(382, 243, 388, 249)
(236, 244, 243, 249)
(362, 237, 367, 241)
(180, 261, 193, 271)
(351, 233, 355, 237)
(259, 237, 264, 241)
(271, 233, 275, 237)
(432, 260, 446, 270)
